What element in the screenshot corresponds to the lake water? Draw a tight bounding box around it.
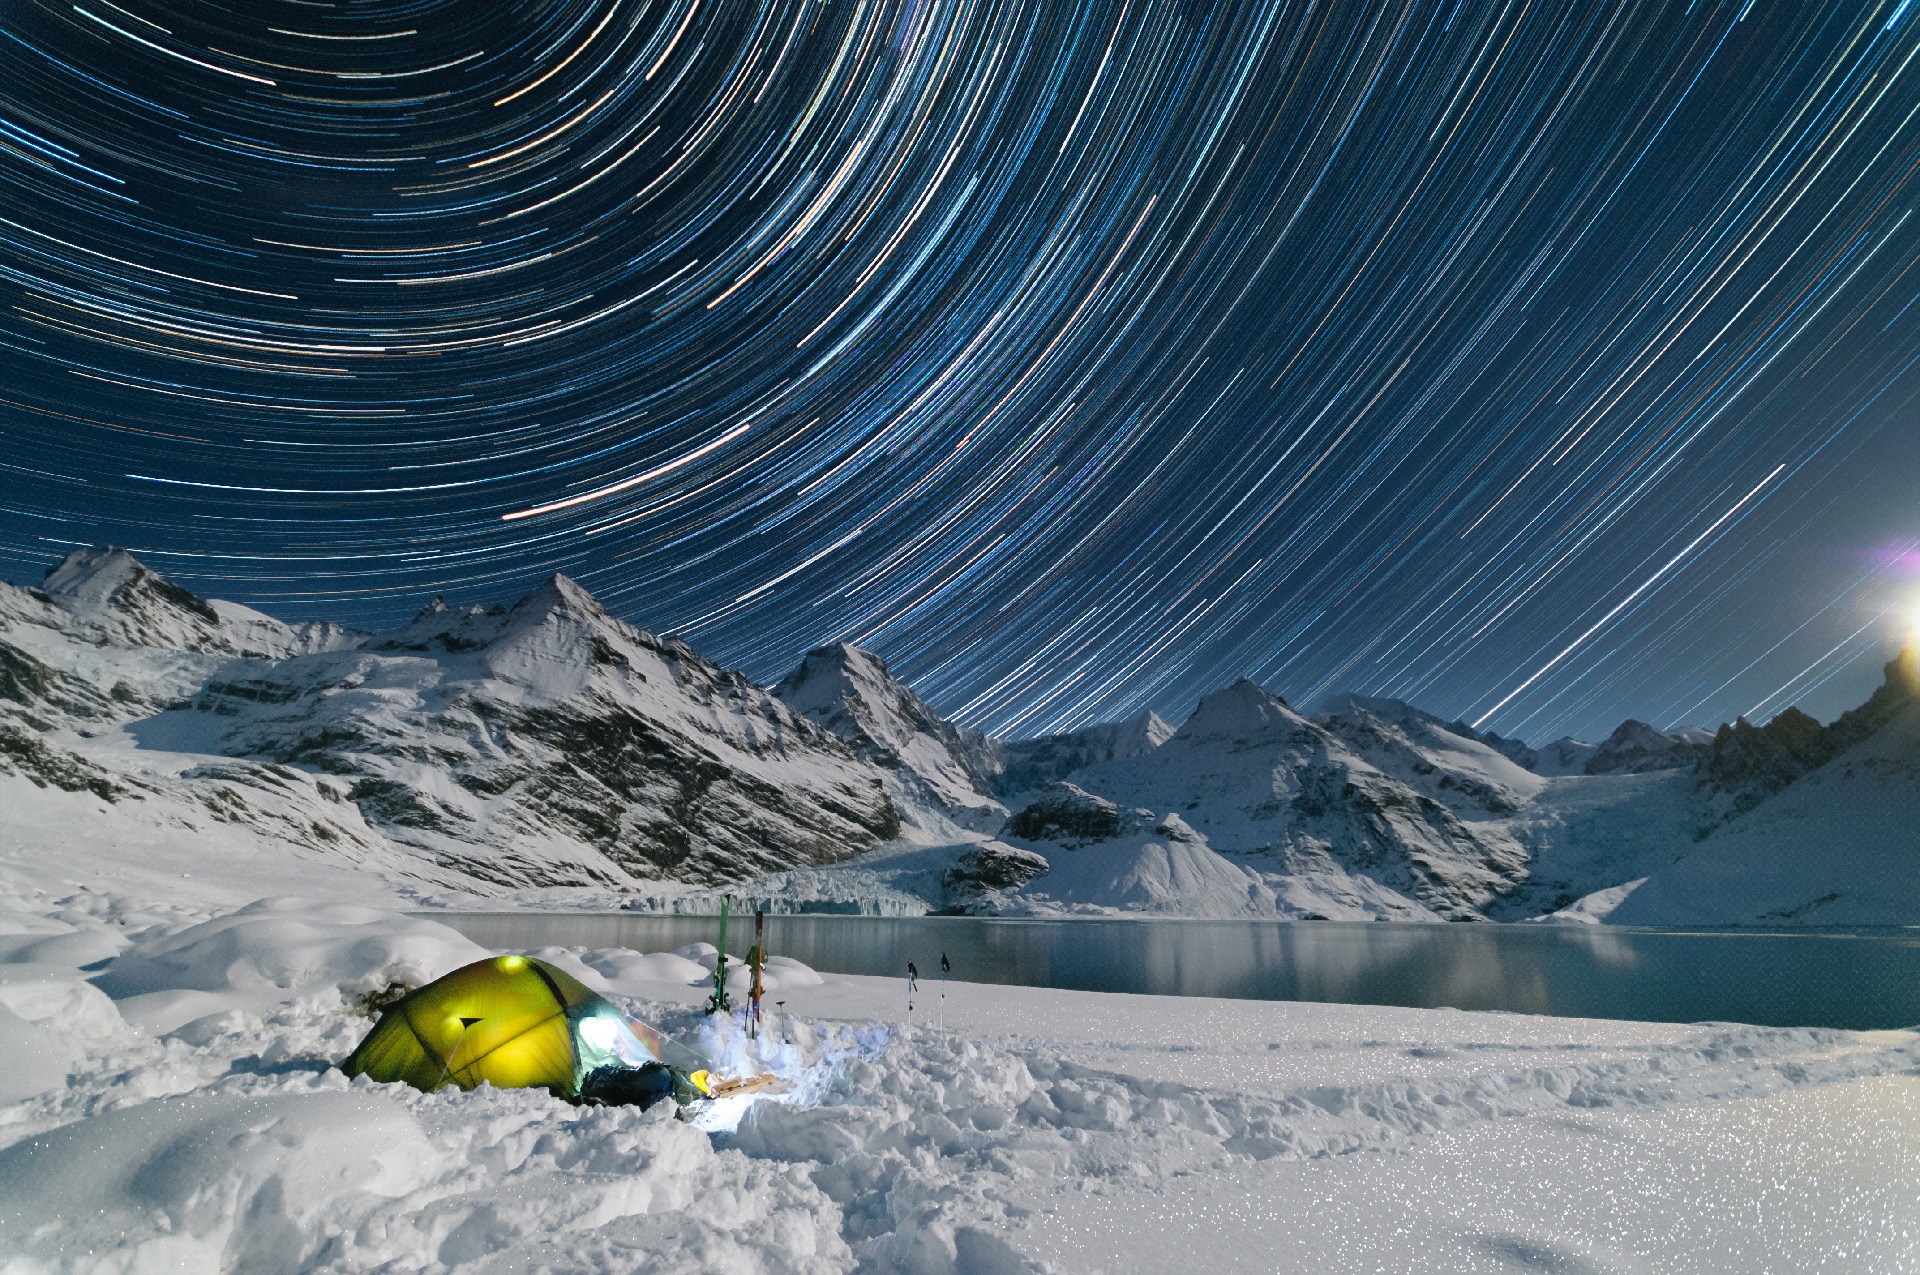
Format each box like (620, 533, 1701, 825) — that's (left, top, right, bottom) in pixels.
(425, 913, 1920, 1031)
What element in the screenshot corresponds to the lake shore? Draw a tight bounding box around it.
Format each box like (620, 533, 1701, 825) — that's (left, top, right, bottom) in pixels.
(2, 878, 1915, 1272)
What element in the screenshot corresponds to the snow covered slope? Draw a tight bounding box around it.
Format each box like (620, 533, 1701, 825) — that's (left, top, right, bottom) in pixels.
(2, 546, 1915, 923)
(986, 682, 1533, 920)
(21, 546, 364, 659)
(992, 710, 1175, 799)
(0, 880, 1912, 1275)
(774, 643, 1005, 820)
(2, 551, 902, 895)
(1611, 654, 1920, 925)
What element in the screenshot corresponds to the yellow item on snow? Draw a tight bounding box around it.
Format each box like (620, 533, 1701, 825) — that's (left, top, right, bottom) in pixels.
(342, 954, 684, 1099)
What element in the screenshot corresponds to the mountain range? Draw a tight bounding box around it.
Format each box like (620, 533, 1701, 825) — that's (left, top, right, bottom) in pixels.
(2, 547, 1914, 924)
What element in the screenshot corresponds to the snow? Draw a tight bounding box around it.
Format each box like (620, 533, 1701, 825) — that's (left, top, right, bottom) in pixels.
(92, 897, 494, 1033)
(997, 811, 1281, 918)
(5, 554, 1918, 1266)
(1523, 877, 1648, 924)
(1609, 698, 1920, 925)
(775, 643, 1008, 819)
(0, 872, 1914, 1273)
(7, 547, 1916, 926)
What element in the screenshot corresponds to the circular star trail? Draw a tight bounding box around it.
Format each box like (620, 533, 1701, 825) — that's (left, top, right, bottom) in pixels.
(3, 0, 1920, 741)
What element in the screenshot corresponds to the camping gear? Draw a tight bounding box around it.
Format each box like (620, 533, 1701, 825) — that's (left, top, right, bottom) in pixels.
(707, 899, 732, 1015)
(747, 909, 766, 1039)
(341, 954, 711, 1108)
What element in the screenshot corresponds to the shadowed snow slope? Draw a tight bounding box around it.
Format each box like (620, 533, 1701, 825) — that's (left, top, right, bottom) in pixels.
(994, 711, 1176, 800)
(1610, 672, 1920, 925)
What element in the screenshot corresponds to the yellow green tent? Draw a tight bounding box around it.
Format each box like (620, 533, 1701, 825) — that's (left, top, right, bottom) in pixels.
(342, 954, 707, 1103)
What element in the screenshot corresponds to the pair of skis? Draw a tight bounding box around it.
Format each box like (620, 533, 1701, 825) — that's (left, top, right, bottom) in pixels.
(705, 899, 768, 1039)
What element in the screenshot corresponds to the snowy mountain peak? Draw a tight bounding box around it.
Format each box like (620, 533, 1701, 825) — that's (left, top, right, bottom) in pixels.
(775, 642, 1006, 815)
(1140, 711, 1177, 747)
(1176, 678, 1301, 744)
(372, 575, 618, 659)
(42, 545, 220, 631)
(1583, 719, 1712, 775)
(510, 573, 610, 627)
(372, 596, 504, 654)
(1310, 691, 1547, 815)
(992, 710, 1175, 799)
(779, 642, 893, 701)
(17, 546, 366, 660)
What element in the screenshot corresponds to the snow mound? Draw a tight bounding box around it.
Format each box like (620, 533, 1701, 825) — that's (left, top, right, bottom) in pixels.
(0, 1090, 440, 1272)
(93, 897, 490, 1032)
(1005, 812, 1279, 917)
(0, 1065, 849, 1274)
(1522, 878, 1648, 924)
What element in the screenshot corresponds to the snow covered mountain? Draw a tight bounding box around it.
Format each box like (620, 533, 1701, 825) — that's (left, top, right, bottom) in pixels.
(2, 546, 1914, 923)
(979, 681, 1535, 920)
(773, 643, 1005, 821)
(992, 711, 1176, 799)
(15, 546, 363, 660)
(1609, 652, 1920, 925)
(2, 550, 901, 894)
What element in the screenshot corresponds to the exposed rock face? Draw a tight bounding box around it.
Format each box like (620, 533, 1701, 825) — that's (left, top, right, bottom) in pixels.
(5, 544, 1915, 923)
(991, 681, 1534, 920)
(941, 842, 1051, 910)
(1698, 653, 1920, 823)
(1003, 783, 1132, 847)
(0, 640, 121, 731)
(165, 575, 901, 885)
(774, 643, 1005, 816)
(1313, 695, 1545, 817)
(1609, 653, 1920, 926)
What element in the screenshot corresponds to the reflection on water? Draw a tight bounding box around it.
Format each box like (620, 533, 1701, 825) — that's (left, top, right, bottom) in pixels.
(426, 914, 1920, 1031)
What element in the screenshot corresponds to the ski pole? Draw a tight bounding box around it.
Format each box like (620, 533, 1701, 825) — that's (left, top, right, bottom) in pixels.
(939, 952, 949, 1029)
(906, 961, 918, 1026)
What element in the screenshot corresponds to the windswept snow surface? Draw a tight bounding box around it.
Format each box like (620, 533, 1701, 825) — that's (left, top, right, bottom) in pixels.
(0, 878, 1914, 1273)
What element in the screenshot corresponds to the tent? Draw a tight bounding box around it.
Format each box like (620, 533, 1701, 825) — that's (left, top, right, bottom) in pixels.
(342, 954, 709, 1105)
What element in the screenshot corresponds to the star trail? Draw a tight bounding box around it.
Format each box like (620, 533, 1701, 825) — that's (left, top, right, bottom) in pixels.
(3, 0, 1919, 741)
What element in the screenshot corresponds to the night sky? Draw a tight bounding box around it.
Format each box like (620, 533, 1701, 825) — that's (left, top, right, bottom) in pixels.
(3, 0, 1919, 743)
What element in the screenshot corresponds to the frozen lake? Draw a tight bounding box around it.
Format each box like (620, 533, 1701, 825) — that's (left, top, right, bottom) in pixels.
(426, 913, 1920, 1030)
